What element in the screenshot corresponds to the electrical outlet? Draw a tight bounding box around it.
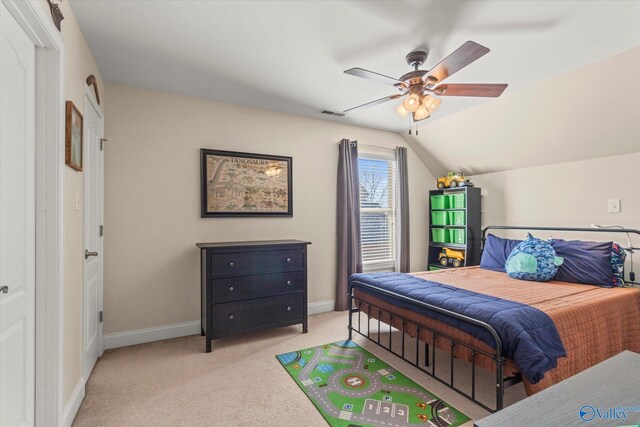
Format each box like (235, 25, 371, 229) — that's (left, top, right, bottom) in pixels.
(608, 199, 621, 213)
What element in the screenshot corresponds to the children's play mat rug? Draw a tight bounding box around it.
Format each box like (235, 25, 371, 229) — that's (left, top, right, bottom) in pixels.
(276, 340, 470, 427)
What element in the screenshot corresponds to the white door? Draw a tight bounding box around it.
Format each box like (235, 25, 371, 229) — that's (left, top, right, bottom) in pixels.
(83, 90, 104, 379)
(0, 3, 36, 426)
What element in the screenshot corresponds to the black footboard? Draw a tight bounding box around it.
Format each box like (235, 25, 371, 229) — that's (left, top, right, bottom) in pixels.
(347, 226, 640, 413)
(347, 281, 509, 412)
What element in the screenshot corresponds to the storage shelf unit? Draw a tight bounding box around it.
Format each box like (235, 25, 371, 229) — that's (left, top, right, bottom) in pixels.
(428, 187, 481, 271)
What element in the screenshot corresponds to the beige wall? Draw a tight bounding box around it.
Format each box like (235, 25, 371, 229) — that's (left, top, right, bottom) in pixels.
(38, 0, 105, 406)
(103, 83, 432, 335)
(473, 152, 640, 275)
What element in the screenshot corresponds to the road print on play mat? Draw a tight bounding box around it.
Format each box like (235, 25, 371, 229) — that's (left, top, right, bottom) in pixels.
(276, 340, 470, 427)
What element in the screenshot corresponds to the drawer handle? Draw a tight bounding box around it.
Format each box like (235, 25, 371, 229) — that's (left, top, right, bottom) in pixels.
(228, 286, 234, 292)
(286, 306, 292, 312)
(229, 314, 234, 320)
(286, 280, 291, 285)
(228, 262, 234, 267)
(286, 258, 291, 263)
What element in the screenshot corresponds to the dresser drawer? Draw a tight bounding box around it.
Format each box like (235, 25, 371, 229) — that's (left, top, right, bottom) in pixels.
(209, 249, 304, 277)
(211, 293, 304, 337)
(210, 271, 304, 303)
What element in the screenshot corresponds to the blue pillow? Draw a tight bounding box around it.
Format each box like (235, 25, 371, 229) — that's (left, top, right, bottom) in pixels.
(480, 234, 521, 272)
(611, 243, 627, 287)
(506, 234, 563, 282)
(550, 239, 613, 287)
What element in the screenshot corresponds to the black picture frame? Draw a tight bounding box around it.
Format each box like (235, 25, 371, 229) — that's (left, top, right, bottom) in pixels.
(200, 149, 293, 217)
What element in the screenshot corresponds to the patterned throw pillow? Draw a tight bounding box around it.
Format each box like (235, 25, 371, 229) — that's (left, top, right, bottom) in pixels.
(506, 234, 564, 282)
(611, 243, 627, 287)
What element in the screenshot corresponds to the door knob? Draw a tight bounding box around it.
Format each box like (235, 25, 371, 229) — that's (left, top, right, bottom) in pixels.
(85, 250, 99, 259)
(0, 286, 8, 294)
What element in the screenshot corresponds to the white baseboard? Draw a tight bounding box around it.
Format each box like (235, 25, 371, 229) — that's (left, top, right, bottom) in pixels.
(308, 299, 335, 315)
(62, 377, 85, 427)
(104, 301, 336, 350)
(104, 320, 201, 350)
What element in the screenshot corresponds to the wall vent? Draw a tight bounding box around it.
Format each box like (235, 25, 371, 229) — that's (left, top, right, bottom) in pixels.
(319, 109, 345, 117)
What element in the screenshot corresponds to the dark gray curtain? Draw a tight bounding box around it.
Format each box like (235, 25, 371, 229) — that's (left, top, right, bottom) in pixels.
(396, 146, 410, 272)
(336, 139, 362, 311)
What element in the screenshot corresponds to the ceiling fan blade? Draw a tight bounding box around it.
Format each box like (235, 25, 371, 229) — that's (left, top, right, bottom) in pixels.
(343, 94, 402, 114)
(433, 83, 508, 97)
(344, 67, 402, 86)
(423, 41, 490, 85)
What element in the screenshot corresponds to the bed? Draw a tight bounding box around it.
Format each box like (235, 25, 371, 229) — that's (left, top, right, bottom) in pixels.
(347, 226, 640, 412)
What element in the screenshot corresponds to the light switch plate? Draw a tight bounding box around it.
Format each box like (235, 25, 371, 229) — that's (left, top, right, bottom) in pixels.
(75, 191, 81, 212)
(608, 199, 621, 213)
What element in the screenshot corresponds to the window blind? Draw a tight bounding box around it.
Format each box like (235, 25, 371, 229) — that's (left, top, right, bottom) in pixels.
(358, 156, 396, 271)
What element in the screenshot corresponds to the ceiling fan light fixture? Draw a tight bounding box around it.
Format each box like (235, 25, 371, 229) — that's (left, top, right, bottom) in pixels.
(341, 42, 508, 130)
(422, 95, 441, 113)
(403, 93, 420, 113)
(396, 103, 409, 117)
(413, 104, 430, 121)
(424, 76, 438, 87)
(433, 86, 447, 96)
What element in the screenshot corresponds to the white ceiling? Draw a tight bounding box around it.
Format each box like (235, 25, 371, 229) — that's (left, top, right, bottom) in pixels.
(71, 0, 640, 133)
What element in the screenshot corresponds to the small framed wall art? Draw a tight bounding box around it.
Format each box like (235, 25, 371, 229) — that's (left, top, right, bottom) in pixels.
(201, 149, 292, 217)
(65, 101, 83, 171)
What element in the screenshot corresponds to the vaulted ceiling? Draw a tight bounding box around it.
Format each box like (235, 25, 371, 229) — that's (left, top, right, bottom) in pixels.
(71, 0, 640, 172)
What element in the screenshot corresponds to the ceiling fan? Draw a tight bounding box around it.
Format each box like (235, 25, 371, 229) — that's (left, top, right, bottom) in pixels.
(343, 41, 508, 122)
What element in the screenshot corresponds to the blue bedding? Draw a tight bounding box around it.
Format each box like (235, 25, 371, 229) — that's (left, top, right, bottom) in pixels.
(349, 272, 566, 384)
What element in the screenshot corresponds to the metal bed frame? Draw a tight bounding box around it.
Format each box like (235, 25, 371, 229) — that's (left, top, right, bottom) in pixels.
(347, 225, 640, 412)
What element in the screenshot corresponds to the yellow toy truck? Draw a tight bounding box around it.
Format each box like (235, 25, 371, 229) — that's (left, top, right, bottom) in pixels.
(436, 172, 473, 189)
(438, 248, 465, 268)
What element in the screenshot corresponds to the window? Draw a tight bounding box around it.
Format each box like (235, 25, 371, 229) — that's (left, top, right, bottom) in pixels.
(358, 150, 397, 272)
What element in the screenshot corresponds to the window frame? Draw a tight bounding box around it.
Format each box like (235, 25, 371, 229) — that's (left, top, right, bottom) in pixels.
(358, 146, 398, 273)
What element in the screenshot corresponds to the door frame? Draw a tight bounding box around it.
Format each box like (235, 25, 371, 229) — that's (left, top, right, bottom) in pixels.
(83, 85, 104, 378)
(2, 1, 65, 425)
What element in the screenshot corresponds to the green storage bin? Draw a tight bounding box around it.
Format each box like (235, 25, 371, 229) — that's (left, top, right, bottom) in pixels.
(448, 229, 466, 244)
(431, 228, 447, 243)
(431, 211, 448, 225)
(429, 266, 443, 271)
(430, 195, 448, 210)
(448, 210, 466, 225)
(448, 193, 466, 209)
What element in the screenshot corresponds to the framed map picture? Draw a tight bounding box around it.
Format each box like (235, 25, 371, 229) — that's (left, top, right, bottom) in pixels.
(201, 149, 292, 217)
(65, 101, 83, 171)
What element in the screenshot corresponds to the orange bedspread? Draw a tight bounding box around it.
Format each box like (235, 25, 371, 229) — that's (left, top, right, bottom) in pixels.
(354, 266, 640, 395)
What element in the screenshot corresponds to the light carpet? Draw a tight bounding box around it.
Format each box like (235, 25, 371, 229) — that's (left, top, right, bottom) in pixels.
(72, 311, 525, 426)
